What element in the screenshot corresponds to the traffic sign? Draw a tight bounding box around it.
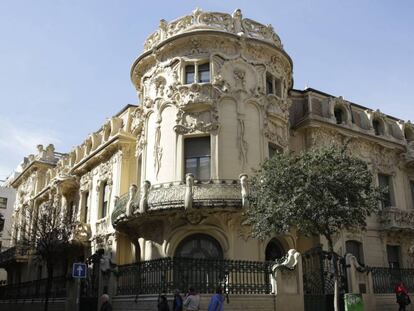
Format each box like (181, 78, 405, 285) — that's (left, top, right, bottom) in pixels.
(72, 263, 87, 278)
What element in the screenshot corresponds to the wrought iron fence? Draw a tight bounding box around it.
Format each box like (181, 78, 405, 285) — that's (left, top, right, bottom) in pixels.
(372, 267, 414, 293)
(116, 257, 272, 296)
(0, 276, 66, 300)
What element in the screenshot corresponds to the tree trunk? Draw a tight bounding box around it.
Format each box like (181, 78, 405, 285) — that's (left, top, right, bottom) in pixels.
(44, 263, 54, 311)
(326, 235, 339, 311)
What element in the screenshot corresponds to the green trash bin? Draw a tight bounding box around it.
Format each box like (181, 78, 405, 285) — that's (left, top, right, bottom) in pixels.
(344, 293, 364, 311)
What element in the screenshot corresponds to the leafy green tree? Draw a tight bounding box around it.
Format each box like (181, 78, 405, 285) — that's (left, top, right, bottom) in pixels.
(246, 145, 383, 311)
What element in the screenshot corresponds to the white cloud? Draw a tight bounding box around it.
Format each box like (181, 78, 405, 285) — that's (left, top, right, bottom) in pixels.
(0, 117, 60, 179)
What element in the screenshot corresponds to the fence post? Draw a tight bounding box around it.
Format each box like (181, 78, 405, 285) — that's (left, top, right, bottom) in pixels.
(345, 254, 376, 309)
(272, 249, 304, 311)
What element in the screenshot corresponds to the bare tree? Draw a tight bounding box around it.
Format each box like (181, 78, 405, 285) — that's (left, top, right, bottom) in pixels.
(19, 200, 73, 311)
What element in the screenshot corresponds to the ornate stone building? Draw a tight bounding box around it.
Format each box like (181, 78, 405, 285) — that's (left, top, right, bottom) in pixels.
(1, 8, 414, 311)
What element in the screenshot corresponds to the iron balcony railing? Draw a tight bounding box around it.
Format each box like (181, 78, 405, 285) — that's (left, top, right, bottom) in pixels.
(0, 276, 66, 300)
(112, 179, 243, 225)
(116, 257, 272, 296)
(372, 267, 414, 294)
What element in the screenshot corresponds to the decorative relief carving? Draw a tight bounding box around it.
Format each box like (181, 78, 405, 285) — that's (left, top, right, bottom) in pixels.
(173, 83, 219, 108)
(143, 8, 283, 52)
(174, 108, 219, 135)
(154, 122, 163, 177)
(264, 119, 287, 147)
(237, 116, 248, 168)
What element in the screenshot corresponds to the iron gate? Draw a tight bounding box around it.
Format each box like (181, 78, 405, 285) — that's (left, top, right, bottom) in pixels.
(302, 246, 348, 311)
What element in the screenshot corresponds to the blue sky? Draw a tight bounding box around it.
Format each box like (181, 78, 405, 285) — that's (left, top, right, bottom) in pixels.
(0, 0, 413, 179)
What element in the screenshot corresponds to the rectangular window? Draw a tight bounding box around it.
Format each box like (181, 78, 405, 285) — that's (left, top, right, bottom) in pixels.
(378, 174, 393, 208)
(274, 77, 282, 97)
(266, 76, 273, 95)
(101, 182, 110, 218)
(387, 245, 400, 268)
(83, 191, 89, 223)
(184, 136, 211, 180)
(0, 197, 7, 209)
(346, 240, 364, 265)
(198, 63, 210, 83)
(185, 65, 195, 84)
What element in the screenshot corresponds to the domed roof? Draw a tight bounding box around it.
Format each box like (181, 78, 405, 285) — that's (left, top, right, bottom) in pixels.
(143, 8, 283, 51)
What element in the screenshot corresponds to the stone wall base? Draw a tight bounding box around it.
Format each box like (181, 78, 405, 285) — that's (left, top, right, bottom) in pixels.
(113, 294, 277, 311)
(0, 298, 65, 311)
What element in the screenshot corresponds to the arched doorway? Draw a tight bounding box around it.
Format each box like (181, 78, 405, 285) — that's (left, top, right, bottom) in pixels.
(265, 238, 285, 261)
(174, 234, 224, 292)
(175, 233, 223, 259)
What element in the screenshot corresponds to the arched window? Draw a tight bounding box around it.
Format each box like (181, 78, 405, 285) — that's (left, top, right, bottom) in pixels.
(175, 234, 223, 259)
(345, 240, 364, 264)
(372, 119, 383, 136)
(334, 107, 345, 124)
(265, 238, 285, 261)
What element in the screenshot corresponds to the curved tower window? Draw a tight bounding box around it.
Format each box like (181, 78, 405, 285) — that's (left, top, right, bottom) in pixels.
(175, 234, 223, 259)
(185, 65, 195, 84)
(198, 63, 210, 83)
(265, 239, 285, 261)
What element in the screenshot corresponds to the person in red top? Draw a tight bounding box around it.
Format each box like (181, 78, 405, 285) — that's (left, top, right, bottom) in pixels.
(395, 282, 411, 311)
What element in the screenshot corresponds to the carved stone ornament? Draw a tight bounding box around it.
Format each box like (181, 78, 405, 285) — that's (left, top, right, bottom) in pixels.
(185, 211, 204, 225)
(130, 106, 144, 136)
(264, 119, 288, 147)
(143, 8, 282, 52)
(173, 83, 219, 108)
(174, 108, 219, 135)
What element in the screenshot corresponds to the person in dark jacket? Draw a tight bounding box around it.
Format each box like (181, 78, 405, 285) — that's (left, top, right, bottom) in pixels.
(158, 295, 170, 311)
(395, 282, 411, 311)
(100, 294, 113, 311)
(173, 289, 183, 311)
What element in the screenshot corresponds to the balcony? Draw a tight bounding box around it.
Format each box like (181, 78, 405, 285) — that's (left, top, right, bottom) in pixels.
(0, 246, 29, 267)
(112, 177, 248, 227)
(379, 207, 414, 232)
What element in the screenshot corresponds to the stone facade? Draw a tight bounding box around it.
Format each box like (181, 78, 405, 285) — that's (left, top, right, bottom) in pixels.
(1, 8, 413, 311)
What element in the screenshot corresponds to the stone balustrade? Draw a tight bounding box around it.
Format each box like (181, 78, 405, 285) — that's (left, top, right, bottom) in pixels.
(379, 207, 414, 231)
(143, 8, 282, 52)
(112, 175, 248, 226)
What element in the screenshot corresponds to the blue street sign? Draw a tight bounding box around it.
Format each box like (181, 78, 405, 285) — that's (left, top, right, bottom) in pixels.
(72, 263, 87, 278)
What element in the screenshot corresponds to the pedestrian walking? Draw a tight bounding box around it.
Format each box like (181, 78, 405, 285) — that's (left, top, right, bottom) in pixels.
(173, 289, 183, 311)
(158, 295, 170, 311)
(395, 281, 411, 311)
(208, 287, 224, 311)
(100, 294, 113, 311)
(183, 287, 200, 311)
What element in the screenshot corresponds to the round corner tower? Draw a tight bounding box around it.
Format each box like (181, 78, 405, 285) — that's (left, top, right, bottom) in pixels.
(114, 8, 295, 263)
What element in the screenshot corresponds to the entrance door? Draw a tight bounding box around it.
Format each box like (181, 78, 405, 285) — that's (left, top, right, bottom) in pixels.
(174, 234, 223, 293)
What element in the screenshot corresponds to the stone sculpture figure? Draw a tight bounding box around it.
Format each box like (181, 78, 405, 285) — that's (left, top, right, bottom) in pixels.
(184, 173, 194, 210)
(126, 184, 138, 217)
(239, 174, 249, 208)
(139, 181, 151, 213)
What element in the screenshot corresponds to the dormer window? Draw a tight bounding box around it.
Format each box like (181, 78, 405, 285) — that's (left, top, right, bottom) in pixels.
(334, 107, 344, 124)
(372, 119, 383, 136)
(184, 62, 210, 84)
(266, 73, 282, 97)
